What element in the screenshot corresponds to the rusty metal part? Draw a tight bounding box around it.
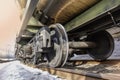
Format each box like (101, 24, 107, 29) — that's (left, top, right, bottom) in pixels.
(112, 33, 120, 38)
(17, 0, 99, 24)
(22, 44, 33, 55)
(69, 41, 96, 49)
(32, 60, 120, 80)
(45, 0, 99, 24)
(46, 24, 69, 67)
(87, 30, 114, 61)
(65, 0, 120, 32)
(17, 24, 115, 67)
(15, 44, 34, 60)
(31, 27, 51, 65)
(68, 49, 86, 54)
(19, 24, 68, 67)
(36, 0, 48, 11)
(17, 0, 39, 42)
(40, 68, 101, 80)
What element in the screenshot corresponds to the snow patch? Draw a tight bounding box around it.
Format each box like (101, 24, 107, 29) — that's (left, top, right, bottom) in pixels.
(0, 61, 62, 80)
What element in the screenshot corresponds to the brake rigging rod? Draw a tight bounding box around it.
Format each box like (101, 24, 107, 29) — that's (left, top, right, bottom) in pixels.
(69, 41, 96, 49)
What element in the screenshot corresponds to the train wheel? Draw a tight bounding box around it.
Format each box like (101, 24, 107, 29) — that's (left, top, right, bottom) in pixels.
(46, 24, 69, 67)
(87, 30, 114, 61)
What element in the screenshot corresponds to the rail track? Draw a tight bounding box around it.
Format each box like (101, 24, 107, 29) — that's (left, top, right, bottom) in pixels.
(22, 60, 120, 80)
(16, 39, 120, 80)
(16, 38, 120, 80)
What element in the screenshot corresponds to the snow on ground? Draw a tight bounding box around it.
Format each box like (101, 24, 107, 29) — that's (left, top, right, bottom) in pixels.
(0, 61, 62, 80)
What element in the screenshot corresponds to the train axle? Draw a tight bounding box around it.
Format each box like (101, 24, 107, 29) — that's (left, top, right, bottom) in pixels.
(16, 23, 114, 67)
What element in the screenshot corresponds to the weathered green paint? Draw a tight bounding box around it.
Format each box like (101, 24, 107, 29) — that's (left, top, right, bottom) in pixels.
(26, 25, 40, 33)
(65, 0, 120, 32)
(26, 17, 43, 33)
(21, 35, 33, 38)
(28, 17, 43, 26)
(26, 28, 38, 33)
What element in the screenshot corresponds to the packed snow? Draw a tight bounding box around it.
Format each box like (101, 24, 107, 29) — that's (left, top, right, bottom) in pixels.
(0, 61, 62, 80)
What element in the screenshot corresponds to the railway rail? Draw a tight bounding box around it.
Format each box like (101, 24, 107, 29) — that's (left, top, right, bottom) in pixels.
(22, 60, 120, 80)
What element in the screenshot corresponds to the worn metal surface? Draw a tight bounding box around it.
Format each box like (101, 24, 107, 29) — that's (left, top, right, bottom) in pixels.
(17, 0, 39, 42)
(45, 0, 99, 24)
(86, 30, 114, 61)
(17, 0, 99, 24)
(69, 42, 96, 49)
(27, 17, 43, 27)
(70, 39, 120, 60)
(18, 39, 120, 80)
(40, 68, 102, 80)
(17, 0, 120, 44)
(65, 0, 120, 32)
(107, 27, 120, 38)
(36, 60, 120, 80)
(49, 24, 69, 67)
(16, 24, 69, 67)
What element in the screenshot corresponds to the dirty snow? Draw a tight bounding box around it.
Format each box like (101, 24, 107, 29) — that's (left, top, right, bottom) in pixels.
(0, 61, 62, 80)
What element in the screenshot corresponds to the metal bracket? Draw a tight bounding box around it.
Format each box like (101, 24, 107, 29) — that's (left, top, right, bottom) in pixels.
(33, 10, 52, 24)
(108, 12, 120, 27)
(17, 0, 39, 42)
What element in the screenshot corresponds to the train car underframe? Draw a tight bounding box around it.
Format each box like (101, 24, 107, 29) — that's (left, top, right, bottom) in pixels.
(16, 23, 115, 67)
(15, 0, 120, 67)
